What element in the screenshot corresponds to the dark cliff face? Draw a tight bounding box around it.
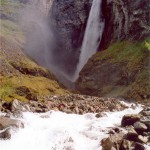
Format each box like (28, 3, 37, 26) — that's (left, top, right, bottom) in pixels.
(100, 0, 150, 50)
(50, 0, 92, 76)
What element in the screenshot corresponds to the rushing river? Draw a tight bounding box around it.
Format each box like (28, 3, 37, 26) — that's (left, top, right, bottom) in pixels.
(0, 102, 149, 150)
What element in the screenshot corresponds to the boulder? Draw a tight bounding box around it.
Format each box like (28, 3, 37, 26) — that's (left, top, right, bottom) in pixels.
(133, 121, 147, 133)
(0, 128, 11, 140)
(121, 114, 141, 127)
(120, 139, 135, 150)
(95, 112, 107, 118)
(101, 137, 114, 150)
(4, 99, 31, 113)
(101, 132, 125, 150)
(140, 116, 150, 131)
(0, 116, 24, 129)
(125, 128, 138, 141)
(135, 142, 146, 150)
(137, 135, 148, 144)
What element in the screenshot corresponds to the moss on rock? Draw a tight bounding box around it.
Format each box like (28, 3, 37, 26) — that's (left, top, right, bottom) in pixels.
(76, 39, 150, 102)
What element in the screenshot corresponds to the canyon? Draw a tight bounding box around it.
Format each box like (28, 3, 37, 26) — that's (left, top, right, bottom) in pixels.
(0, 0, 150, 149)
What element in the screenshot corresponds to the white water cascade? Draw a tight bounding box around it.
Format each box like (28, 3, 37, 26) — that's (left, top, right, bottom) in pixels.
(73, 0, 105, 81)
(1, 103, 149, 150)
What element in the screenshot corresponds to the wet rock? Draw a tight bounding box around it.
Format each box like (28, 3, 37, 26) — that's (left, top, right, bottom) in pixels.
(120, 139, 135, 150)
(140, 116, 150, 131)
(35, 108, 45, 113)
(0, 128, 11, 140)
(101, 132, 125, 150)
(74, 106, 79, 114)
(140, 107, 150, 116)
(121, 114, 141, 127)
(12, 110, 23, 118)
(135, 142, 146, 150)
(133, 121, 147, 133)
(137, 135, 148, 144)
(11, 99, 30, 113)
(0, 116, 24, 129)
(0, 124, 4, 130)
(125, 128, 138, 141)
(2, 102, 11, 111)
(95, 112, 107, 118)
(101, 137, 114, 150)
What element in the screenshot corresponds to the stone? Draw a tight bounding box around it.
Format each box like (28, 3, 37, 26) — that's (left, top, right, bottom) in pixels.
(74, 106, 79, 114)
(12, 110, 23, 118)
(0, 128, 11, 140)
(140, 111, 150, 117)
(133, 121, 147, 133)
(140, 116, 150, 131)
(137, 135, 148, 144)
(120, 139, 135, 150)
(121, 114, 141, 127)
(11, 99, 28, 112)
(135, 142, 146, 150)
(0, 124, 4, 130)
(125, 128, 138, 141)
(0, 116, 24, 129)
(140, 107, 150, 116)
(95, 112, 107, 118)
(101, 132, 125, 150)
(52, 107, 59, 111)
(35, 108, 44, 113)
(101, 137, 114, 150)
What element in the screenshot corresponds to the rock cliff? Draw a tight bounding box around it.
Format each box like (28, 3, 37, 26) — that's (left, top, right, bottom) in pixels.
(50, 0, 92, 75)
(75, 0, 150, 102)
(76, 40, 150, 102)
(100, 0, 150, 49)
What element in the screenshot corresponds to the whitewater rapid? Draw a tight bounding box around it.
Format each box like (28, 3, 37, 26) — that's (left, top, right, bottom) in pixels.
(0, 103, 149, 150)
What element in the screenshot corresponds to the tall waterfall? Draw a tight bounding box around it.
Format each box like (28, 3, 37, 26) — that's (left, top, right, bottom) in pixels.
(73, 0, 105, 81)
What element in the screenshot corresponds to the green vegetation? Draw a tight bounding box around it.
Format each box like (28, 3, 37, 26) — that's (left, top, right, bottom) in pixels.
(80, 39, 150, 102)
(0, 0, 70, 102)
(0, 77, 14, 101)
(0, 75, 70, 102)
(93, 39, 150, 75)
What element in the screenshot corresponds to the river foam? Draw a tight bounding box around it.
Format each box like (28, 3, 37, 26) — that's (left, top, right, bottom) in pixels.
(0, 103, 149, 150)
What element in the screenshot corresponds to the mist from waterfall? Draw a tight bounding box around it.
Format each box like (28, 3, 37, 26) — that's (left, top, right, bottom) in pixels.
(73, 0, 105, 81)
(18, 0, 104, 87)
(19, 0, 70, 82)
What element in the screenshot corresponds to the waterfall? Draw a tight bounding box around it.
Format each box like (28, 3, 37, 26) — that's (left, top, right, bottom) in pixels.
(73, 0, 105, 81)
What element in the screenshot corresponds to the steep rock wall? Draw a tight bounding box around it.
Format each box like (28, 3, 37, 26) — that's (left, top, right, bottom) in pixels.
(100, 0, 150, 49)
(49, 0, 92, 76)
(75, 0, 150, 101)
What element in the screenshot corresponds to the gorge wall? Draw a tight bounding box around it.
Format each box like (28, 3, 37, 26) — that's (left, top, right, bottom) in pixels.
(19, 0, 149, 98)
(49, 0, 92, 77)
(100, 0, 150, 49)
(76, 0, 150, 101)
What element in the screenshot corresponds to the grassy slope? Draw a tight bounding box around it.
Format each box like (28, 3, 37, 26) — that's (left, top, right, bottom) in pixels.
(77, 39, 150, 102)
(0, 0, 70, 102)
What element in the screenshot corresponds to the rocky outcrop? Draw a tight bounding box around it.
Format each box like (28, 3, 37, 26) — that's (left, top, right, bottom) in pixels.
(100, 0, 150, 49)
(76, 40, 150, 102)
(50, 0, 92, 75)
